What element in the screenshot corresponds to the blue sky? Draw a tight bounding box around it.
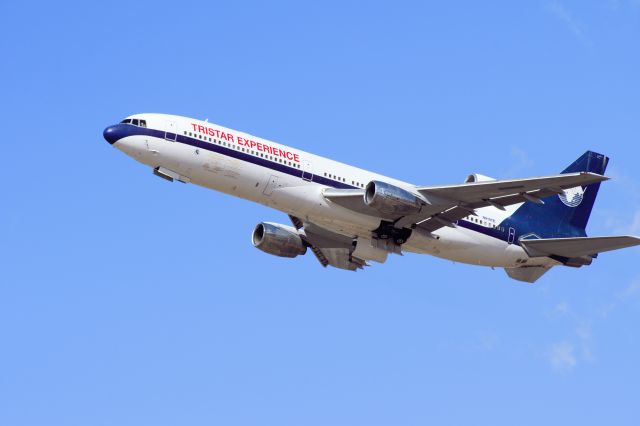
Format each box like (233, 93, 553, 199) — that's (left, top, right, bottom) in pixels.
(1, 1, 640, 425)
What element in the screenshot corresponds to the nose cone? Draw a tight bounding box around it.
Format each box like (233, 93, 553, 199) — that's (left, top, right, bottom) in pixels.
(103, 125, 121, 145)
(104, 124, 134, 145)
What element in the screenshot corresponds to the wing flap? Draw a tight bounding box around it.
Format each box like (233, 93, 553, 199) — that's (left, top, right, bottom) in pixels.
(520, 236, 640, 258)
(289, 216, 368, 271)
(417, 206, 473, 233)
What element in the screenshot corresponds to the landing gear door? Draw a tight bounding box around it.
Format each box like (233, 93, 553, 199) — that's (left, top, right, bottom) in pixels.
(301, 160, 313, 181)
(164, 120, 177, 141)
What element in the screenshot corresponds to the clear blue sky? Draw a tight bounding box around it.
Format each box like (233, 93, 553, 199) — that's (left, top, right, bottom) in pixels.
(1, 1, 640, 425)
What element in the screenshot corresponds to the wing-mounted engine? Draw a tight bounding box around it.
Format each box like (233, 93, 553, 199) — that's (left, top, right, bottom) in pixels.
(464, 173, 496, 183)
(364, 181, 426, 216)
(252, 222, 307, 258)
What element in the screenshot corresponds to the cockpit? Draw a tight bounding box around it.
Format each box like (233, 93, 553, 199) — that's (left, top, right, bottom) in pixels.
(120, 118, 147, 128)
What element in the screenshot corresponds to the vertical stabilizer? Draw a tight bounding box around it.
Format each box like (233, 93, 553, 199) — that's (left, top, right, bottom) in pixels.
(506, 151, 608, 238)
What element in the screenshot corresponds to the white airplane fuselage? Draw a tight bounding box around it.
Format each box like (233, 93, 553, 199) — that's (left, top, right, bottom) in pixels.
(104, 113, 554, 270)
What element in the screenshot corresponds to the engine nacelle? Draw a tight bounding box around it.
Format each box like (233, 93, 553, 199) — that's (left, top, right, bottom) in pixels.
(252, 222, 307, 258)
(364, 181, 424, 216)
(464, 173, 496, 183)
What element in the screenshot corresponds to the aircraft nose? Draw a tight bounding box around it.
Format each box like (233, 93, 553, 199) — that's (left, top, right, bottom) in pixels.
(103, 125, 122, 145)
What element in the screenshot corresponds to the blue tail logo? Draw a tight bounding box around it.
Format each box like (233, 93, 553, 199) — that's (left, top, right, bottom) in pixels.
(558, 186, 586, 207)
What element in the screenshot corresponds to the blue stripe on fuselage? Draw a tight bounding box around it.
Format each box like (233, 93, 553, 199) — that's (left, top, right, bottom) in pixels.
(119, 124, 355, 189)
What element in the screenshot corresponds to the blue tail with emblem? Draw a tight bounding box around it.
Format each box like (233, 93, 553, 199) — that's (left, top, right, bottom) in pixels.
(505, 151, 609, 238)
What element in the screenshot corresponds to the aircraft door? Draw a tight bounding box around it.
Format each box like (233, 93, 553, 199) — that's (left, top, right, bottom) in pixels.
(301, 160, 313, 181)
(164, 120, 178, 141)
(508, 227, 516, 244)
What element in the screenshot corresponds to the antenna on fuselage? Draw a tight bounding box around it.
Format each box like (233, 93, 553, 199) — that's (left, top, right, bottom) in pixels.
(204, 118, 209, 122)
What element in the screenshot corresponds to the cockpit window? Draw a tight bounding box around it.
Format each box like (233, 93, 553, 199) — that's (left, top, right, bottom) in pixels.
(120, 118, 147, 127)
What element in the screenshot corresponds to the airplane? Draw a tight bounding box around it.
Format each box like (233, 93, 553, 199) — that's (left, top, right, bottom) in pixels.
(103, 113, 640, 283)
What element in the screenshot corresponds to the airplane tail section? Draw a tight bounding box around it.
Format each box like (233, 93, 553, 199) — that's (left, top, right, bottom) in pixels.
(507, 151, 609, 238)
(503, 151, 640, 283)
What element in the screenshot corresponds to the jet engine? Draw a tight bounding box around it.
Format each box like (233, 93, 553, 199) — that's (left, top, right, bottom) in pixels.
(364, 180, 424, 216)
(252, 222, 307, 258)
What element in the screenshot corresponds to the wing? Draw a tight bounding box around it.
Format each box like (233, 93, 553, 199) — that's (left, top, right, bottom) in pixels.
(323, 172, 608, 232)
(416, 172, 606, 207)
(288, 215, 367, 271)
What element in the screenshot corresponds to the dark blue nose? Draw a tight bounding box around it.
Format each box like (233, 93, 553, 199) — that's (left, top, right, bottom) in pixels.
(103, 125, 123, 145)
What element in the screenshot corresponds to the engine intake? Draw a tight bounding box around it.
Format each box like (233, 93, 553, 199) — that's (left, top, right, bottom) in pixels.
(252, 222, 307, 258)
(364, 181, 423, 216)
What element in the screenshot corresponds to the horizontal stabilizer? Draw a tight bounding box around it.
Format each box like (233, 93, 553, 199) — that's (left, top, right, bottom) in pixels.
(520, 236, 640, 258)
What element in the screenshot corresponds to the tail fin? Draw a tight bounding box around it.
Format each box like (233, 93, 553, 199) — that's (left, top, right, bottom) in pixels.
(507, 151, 609, 238)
